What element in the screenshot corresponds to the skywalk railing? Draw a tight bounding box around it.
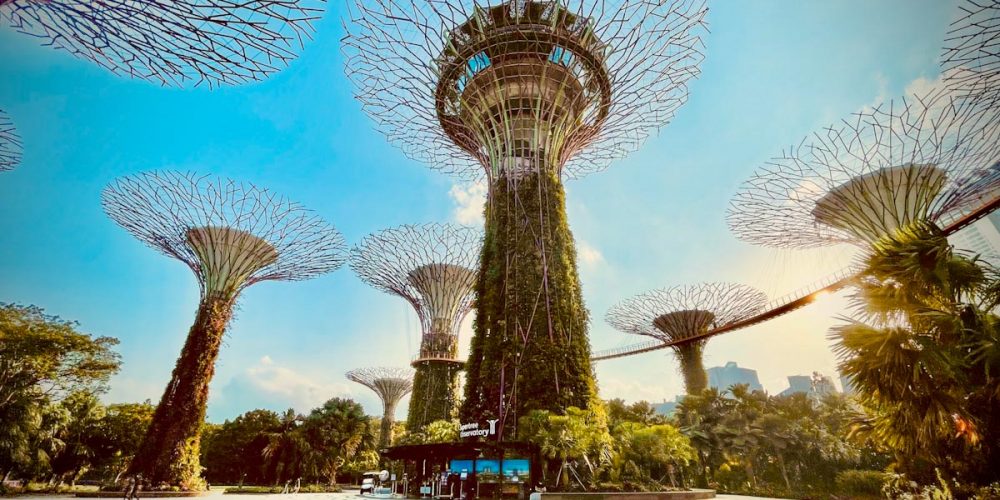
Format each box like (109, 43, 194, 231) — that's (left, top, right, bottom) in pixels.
(589, 194, 1000, 362)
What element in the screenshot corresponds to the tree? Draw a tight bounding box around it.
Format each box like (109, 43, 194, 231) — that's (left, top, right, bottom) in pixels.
(0, 304, 120, 481)
(46, 392, 106, 485)
(297, 398, 368, 485)
(831, 222, 1000, 486)
(92, 402, 155, 483)
(262, 409, 305, 485)
(202, 409, 281, 485)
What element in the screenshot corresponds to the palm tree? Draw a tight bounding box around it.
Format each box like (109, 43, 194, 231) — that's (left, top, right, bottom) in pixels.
(262, 410, 305, 485)
(830, 221, 1000, 484)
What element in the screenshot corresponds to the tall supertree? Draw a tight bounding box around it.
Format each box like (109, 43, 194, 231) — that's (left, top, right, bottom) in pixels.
(606, 283, 767, 395)
(102, 171, 346, 489)
(0, 109, 21, 172)
(346, 367, 414, 450)
(1, 0, 324, 87)
(350, 223, 480, 431)
(943, 0, 1000, 113)
(728, 87, 1000, 250)
(344, 0, 707, 439)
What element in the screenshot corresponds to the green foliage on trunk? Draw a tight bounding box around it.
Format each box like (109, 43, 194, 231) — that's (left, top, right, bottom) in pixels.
(127, 293, 236, 490)
(406, 362, 460, 431)
(674, 342, 707, 395)
(462, 170, 596, 440)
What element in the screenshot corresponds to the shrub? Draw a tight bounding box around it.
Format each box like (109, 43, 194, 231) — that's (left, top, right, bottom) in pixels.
(835, 470, 886, 498)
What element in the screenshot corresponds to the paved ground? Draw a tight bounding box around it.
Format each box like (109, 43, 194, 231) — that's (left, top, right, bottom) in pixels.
(15, 493, 782, 500)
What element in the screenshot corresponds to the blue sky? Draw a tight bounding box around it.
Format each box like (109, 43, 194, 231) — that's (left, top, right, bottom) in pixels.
(0, 0, 960, 421)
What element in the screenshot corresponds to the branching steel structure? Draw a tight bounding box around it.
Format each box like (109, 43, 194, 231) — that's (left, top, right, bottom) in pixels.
(606, 283, 767, 393)
(728, 87, 1000, 250)
(0, 109, 20, 172)
(103, 171, 346, 488)
(943, 0, 1000, 112)
(343, 0, 706, 181)
(344, 0, 707, 440)
(592, 192, 1000, 362)
(1, 0, 324, 87)
(351, 223, 480, 431)
(346, 367, 415, 450)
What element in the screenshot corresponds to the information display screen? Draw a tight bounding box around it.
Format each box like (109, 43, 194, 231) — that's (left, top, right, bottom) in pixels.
(475, 459, 500, 475)
(502, 459, 529, 479)
(449, 459, 473, 473)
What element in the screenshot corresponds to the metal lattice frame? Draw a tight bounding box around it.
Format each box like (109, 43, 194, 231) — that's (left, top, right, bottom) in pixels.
(346, 367, 415, 411)
(342, 0, 707, 181)
(943, 0, 1000, 112)
(102, 171, 347, 298)
(728, 86, 1000, 249)
(606, 283, 767, 345)
(350, 223, 480, 362)
(1, 0, 324, 87)
(346, 367, 414, 448)
(0, 109, 20, 172)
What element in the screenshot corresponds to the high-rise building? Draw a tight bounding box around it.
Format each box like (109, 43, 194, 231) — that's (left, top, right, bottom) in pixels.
(950, 208, 1000, 266)
(707, 361, 764, 393)
(779, 372, 837, 399)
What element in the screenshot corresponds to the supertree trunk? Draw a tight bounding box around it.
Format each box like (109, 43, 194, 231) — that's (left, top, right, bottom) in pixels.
(674, 342, 707, 395)
(463, 169, 595, 440)
(407, 362, 460, 430)
(379, 403, 397, 450)
(127, 293, 236, 489)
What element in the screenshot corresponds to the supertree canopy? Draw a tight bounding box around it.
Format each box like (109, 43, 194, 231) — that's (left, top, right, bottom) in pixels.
(350, 223, 480, 431)
(1, 0, 324, 87)
(0, 109, 20, 172)
(103, 171, 346, 489)
(728, 87, 1000, 250)
(344, 0, 707, 440)
(606, 283, 767, 394)
(942, 0, 1000, 112)
(346, 367, 415, 450)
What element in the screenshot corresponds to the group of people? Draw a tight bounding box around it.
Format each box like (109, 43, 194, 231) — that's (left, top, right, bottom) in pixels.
(121, 475, 142, 500)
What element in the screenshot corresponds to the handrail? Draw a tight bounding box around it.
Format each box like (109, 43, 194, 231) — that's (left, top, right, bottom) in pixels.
(590, 194, 1000, 362)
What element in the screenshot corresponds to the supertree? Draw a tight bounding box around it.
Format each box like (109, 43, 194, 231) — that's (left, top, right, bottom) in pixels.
(102, 171, 346, 489)
(343, 0, 707, 439)
(350, 223, 480, 431)
(606, 283, 767, 395)
(728, 86, 1000, 250)
(346, 367, 414, 450)
(1, 0, 324, 87)
(0, 109, 21, 172)
(942, 0, 1000, 113)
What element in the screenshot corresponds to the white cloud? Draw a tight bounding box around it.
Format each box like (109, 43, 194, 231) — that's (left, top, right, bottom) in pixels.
(211, 356, 354, 418)
(449, 182, 487, 226)
(577, 239, 605, 268)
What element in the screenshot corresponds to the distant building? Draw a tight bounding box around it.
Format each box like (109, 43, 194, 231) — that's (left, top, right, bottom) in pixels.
(779, 375, 813, 397)
(779, 372, 837, 399)
(950, 208, 1000, 267)
(707, 361, 763, 393)
(839, 374, 856, 396)
(652, 396, 684, 417)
